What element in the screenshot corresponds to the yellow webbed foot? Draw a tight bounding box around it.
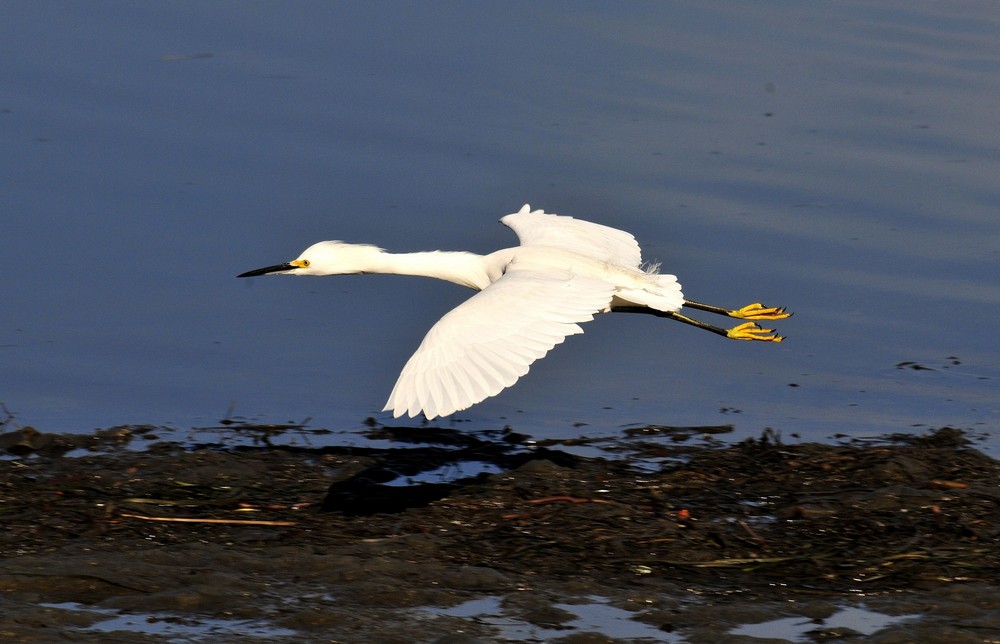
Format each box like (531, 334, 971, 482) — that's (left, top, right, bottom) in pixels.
(730, 303, 792, 320)
(726, 321, 784, 343)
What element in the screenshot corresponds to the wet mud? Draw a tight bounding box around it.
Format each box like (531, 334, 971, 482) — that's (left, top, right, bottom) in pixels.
(1, 424, 999, 642)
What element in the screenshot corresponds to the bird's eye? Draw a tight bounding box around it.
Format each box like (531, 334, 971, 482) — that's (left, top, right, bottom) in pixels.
(301, 259, 310, 267)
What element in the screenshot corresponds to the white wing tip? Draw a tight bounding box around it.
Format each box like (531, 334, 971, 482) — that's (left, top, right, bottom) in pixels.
(384, 396, 448, 421)
(502, 204, 541, 225)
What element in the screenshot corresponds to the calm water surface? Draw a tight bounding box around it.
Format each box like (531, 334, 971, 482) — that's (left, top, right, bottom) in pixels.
(3, 2, 998, 449)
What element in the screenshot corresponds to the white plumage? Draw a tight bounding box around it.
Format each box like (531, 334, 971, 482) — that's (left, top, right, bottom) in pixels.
(385, 268, 618, 418)
(239, 204, 788, 419)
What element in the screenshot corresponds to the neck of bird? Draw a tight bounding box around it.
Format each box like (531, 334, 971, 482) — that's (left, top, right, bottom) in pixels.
(367, 250, 491, 290)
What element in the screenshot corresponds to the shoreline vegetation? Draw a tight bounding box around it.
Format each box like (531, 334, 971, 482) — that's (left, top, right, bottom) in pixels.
(1, 423, 997, 641)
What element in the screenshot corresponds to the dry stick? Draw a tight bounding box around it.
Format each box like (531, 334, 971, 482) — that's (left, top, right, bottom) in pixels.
(527, 496, 616, 504)
(119, 513, 296, 526)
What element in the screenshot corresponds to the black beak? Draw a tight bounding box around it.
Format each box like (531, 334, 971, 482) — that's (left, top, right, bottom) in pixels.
(238, 262, 296, 278)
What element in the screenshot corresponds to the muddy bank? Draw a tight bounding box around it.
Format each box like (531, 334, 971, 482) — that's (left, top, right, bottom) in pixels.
(1, 424, 999, 642)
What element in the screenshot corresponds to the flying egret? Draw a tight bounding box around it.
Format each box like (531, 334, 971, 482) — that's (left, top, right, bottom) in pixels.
(239, 204, 790, 420)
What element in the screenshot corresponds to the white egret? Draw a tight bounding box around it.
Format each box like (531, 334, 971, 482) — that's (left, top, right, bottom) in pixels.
(239, 205, 790, 420)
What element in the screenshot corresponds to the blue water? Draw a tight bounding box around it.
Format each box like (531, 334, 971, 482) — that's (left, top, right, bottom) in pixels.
(3, 2, 998, 448)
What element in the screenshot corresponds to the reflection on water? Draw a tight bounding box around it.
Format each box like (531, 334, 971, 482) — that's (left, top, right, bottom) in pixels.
(431, 595, 681, 642)
(731, 605, 919, 641)
(41, 603, 298, 641)
(2, 2, 997, 449)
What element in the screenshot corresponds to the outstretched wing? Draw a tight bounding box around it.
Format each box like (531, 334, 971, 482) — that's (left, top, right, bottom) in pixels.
(383, 267, 616, 419)
(501, 204, 642, 268)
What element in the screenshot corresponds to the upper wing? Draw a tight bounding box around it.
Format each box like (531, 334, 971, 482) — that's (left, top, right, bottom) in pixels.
(383, 267, 616, 419)
(500, 204, 642, 268)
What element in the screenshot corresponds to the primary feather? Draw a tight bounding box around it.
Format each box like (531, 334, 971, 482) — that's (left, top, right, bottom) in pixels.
(384, 267, 617, 418)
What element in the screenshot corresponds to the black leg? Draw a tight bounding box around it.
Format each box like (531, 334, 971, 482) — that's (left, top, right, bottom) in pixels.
(612, 306, 784, 342)
(683, 300, 791, 320)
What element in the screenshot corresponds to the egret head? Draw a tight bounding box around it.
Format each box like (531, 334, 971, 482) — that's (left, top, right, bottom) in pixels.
(238, 241, 383, 278)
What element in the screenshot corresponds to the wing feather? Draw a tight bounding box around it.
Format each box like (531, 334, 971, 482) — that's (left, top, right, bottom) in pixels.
(501, 204, 642, 268)
(384, 268, 616, 419)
